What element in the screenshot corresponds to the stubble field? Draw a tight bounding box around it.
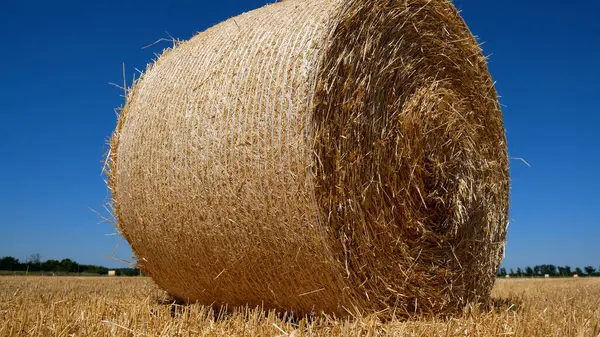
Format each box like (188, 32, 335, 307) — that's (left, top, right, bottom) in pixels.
(1, 276, 599, 336)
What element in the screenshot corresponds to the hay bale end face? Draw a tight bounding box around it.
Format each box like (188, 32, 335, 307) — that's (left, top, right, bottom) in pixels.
(108, 0, 509, 316)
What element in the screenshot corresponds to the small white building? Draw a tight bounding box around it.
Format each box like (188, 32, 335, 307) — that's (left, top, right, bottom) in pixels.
(573, 274, 579, 278)
(544, 274, 550, 278)
(505, 275, 510, 278)
(108, 270, 116, 276)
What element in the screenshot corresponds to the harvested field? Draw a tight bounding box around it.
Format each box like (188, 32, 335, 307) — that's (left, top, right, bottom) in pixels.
(1, 276, 599, 336)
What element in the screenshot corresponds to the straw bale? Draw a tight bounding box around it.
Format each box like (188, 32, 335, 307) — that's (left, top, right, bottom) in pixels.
(108, 0, 509, 317)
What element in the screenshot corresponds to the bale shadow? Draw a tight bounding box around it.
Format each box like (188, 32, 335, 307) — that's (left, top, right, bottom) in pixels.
(153, 292, 523, 326)
(154, 294, 316, 325)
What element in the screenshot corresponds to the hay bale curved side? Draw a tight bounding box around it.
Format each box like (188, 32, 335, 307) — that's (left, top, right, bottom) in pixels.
(110, 0, 349, 314)
(108, 0, 509, 316)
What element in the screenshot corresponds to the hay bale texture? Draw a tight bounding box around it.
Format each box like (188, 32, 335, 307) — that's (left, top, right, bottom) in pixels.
(109, 0, 509, 316)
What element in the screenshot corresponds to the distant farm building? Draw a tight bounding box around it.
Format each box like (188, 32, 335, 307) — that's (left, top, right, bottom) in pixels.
(573, 274, 579, 278)
(108, 270, 116, 276)
(544, 274, 550, 278)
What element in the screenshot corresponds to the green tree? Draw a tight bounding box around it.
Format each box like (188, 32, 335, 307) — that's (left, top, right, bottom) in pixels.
(498, 268, 507, 277)
(79, 264, 108, 274)
(575, 267, 583, 276)
(41, 260, 61, 272)
(565, 266, 572, 276)
(540, 264, 557, 276)
(584, 266, 597, 276)
(59, 259, 78, 273)
(516, 268, 523, 277)
(525, 266, 534, 277)
(0, 256, 21, 270)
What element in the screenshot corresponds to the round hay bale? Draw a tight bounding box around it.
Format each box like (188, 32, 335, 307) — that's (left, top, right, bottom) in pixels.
(108, 0, 509, 316)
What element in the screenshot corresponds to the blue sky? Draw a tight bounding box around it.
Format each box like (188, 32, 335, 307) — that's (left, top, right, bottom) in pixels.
(0, 0, 598, 269)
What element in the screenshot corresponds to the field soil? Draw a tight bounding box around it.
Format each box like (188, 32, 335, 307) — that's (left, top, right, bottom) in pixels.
(1, 276, 599, 336)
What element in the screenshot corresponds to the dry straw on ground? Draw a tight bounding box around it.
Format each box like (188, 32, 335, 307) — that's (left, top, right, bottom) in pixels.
(108, 0, 509, 317)
(2, 277, 600, 336)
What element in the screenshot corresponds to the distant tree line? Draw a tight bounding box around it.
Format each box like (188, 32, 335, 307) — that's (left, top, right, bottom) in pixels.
(498, 264, 599, 277)
(0, 254, 140, 276)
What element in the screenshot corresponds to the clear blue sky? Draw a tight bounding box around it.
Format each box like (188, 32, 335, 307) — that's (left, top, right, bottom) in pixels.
(0, 0, 598, 269)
